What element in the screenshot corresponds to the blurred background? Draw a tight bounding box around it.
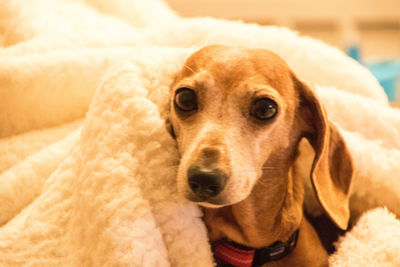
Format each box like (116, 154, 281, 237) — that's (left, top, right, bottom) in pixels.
(166, 0, 400, 105)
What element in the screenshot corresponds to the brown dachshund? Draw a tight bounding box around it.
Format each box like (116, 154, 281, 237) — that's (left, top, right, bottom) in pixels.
(169, 45, 354, 267)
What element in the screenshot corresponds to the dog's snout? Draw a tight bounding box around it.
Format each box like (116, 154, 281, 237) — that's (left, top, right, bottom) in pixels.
(188, 166, 227, 199)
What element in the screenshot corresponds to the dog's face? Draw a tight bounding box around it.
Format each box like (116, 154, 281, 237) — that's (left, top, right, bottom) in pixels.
(170, 45, 301, 206)
(169, 45, 353, 230)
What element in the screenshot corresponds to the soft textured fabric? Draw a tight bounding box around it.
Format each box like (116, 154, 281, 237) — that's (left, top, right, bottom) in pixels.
(1, 0, 399, 266)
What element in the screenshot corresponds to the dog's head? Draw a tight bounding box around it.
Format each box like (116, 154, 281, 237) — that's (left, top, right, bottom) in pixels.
(169, 45, 353, 230)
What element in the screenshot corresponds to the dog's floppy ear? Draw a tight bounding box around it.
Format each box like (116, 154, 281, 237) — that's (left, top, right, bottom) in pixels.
(293, 75, 354, 230)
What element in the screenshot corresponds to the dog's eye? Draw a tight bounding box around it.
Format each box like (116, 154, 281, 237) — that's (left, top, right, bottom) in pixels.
(174, 88, 198, 112)
(250, 98, 278, 120)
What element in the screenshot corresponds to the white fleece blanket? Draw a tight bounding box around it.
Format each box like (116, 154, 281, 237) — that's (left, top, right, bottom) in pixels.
(1, 0, 400, 266)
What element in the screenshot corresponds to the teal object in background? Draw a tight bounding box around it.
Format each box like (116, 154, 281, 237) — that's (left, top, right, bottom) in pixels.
(346, 45, 400, 102)
(366, 60, 400, 101)
(347, 44, 361, 62)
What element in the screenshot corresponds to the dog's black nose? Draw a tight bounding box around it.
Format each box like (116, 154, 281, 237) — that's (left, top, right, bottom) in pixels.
(187, 165, 227, 199)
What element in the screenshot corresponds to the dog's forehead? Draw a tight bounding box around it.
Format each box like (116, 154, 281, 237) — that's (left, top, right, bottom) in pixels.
(181, 46, 294, 95)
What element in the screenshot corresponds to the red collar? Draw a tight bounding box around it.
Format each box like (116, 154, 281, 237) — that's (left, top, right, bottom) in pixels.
(212, 229, 299, 267)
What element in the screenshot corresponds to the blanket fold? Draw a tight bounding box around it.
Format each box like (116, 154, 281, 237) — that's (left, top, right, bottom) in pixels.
(1, 0, 400, 266)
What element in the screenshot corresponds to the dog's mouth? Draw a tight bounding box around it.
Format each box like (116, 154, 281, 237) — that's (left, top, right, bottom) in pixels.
(182, 178, 252, 208)
(185, 193, 227, 207)
(176, 144, 258, 208)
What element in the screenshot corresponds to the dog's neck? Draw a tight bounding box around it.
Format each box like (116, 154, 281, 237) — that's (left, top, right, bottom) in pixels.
(204, 206, 327, 267)
(203, 167, 328, 266)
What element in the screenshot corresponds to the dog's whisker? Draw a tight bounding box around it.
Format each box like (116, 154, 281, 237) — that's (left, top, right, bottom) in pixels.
(261, 166, 277, 170)
(255, 179, 270, 188)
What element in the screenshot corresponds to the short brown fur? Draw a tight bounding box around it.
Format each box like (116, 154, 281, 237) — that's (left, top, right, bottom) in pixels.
(169, 45, 354, 267)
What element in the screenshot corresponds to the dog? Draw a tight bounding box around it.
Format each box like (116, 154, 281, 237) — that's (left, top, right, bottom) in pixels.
(169, 45, 354, 267)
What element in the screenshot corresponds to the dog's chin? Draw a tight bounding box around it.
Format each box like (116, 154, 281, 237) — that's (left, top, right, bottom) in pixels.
(184, 192, 228, 207)
(179, 181, 253, 208)
(184, 192, 247, 208)
(197, 202, 225, 208)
